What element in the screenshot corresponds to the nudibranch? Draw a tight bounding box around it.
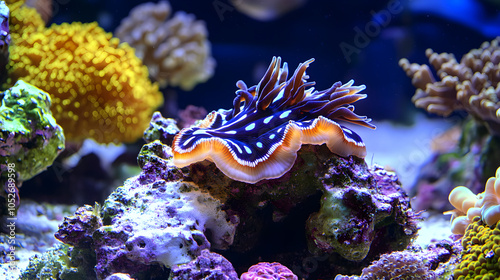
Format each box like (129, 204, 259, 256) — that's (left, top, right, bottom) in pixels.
(172, 57, 375, 183)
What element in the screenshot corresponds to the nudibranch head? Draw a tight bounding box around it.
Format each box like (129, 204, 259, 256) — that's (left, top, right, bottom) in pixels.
(172, 57, 376, 183)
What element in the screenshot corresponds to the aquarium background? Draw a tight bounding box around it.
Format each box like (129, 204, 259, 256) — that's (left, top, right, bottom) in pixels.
(53, 0, 498, 121)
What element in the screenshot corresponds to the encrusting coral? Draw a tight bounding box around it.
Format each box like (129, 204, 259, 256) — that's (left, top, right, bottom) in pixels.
(240, 262, 298, 280)
(335, 242, 461, 280)
(447, 165, 500, 235)
(169, 249, 239, 280)
(1, 81, 64, 202)
(115, 0, 215, 90)
(453, 216, 500, 280)
(399, 37, 500, 136)
(5, 0, 163, 144)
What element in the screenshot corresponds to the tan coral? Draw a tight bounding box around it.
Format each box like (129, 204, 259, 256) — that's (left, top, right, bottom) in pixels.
(399, 37, 500, 135)
(447, 166, 500, 235)
(115, 1, 215, 90)
(25, 0, 52, 23)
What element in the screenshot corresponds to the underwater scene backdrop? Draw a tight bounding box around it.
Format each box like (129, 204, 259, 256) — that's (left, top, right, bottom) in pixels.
(1, 0, 500, 279)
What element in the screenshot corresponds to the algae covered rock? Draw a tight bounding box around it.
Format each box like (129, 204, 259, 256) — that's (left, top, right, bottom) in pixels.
(169, 249, 239, 280)
(0, 80, 65, 184)
(305, 157, 419, 262)
(20, 243, 95, 280)
(94, 178, 238, 279)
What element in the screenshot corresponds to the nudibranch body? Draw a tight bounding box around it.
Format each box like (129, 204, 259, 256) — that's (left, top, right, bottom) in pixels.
(172, 57, 375, 183)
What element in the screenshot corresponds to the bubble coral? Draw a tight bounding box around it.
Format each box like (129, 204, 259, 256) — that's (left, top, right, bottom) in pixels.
(453, 216, 500, 280)
(240, 262, 298, 280)
(115, 1, 215, 90)
(399, 37, 500, 136)
(5, 0, 163, 144)
(447, 166, 500, 235)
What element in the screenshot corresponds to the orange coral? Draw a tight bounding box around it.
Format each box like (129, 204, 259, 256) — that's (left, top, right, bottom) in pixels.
(6, 1, 163, 144)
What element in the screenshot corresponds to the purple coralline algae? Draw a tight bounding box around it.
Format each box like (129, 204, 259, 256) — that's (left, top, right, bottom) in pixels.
(143, 111, 179, 146)
(93, 152, 238, 279)
(169, 249, 239, 280)
(0, 0, 10, 84)
(240, 262, 298, 280)
(305, 159, 419, 261)
(335, 240, 461, 279)
(181, 139, 418, 276)
(55, 204, 103, 248)
(38, 112, 420, 279)
(0, 1, 9, 52)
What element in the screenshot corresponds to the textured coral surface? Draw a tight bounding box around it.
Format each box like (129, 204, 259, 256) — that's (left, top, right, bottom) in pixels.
(240, 262, 298, 280)
(6, 0, 163, 144)
(94, 175, 237, 278)
(453, 216, 500, 280)
(0, 80, 64, 183)
(115, 1, 215, 90)
(400, 37, 500, 135)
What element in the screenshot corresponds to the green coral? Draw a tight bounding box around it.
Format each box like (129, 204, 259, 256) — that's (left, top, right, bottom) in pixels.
(1, 80, 65, 182)
(453, 216, 500, 280)
(20, 243, 95, 280)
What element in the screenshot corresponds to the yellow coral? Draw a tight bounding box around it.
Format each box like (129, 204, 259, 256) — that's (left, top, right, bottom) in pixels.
(453, 216, 500, 280)
(6, 0, 45, 35)
(6, 1, 163, 144)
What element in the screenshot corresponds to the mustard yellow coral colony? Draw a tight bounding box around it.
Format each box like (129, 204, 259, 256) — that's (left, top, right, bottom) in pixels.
(454, 217, 500, 280)
(5, 0, 163, 144)
(447, 167, 500, 278)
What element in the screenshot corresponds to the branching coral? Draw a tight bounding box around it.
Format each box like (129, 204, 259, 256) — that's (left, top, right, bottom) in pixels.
(399, 37, 500, 135)
(447, 166, 500, 235)
(115, 1, 215, 90)
(5, 0, 163, 144)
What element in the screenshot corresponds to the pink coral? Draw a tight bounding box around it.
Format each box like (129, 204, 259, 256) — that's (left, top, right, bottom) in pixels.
(240, 262, 298, 280)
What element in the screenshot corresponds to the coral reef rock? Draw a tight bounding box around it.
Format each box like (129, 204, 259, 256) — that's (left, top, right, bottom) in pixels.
(169, 249, 239, 280)
(1, 80, 64, 205)
(335, 241, 461, 280)
(306, 159, 419, 261)
(94, 174, 237, 278)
